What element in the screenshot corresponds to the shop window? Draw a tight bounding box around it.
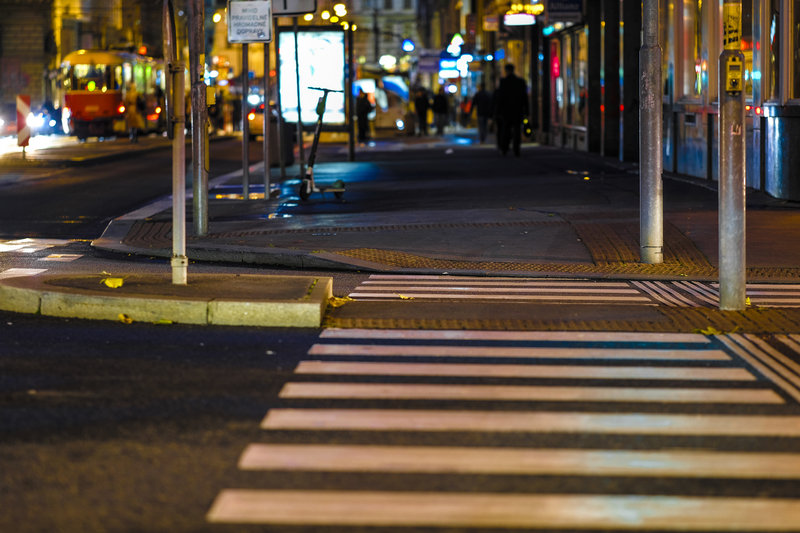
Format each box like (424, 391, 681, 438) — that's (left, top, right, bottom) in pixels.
(572, 29, 588, 126)
(770, 0, 780, 99)
(681, 0, 702, 98)
(551, 39, 563, 126)
(564, 34, 573, 125)
(384, 0, 392, 10)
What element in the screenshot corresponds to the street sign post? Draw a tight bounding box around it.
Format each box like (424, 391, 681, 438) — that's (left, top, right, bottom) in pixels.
(163, 0, 188, 285)
(272, 0, 316, 16)
(16, 95, 30, 159)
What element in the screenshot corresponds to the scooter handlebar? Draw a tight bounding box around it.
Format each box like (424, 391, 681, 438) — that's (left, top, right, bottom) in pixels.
(308, 87, 344, 93)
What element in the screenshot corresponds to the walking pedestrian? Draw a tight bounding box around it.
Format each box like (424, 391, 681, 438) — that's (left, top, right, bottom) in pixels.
(124, 83, 144, 143)
(471, 83, 492, 143)
(495, 64, 529, 157)
(432, 87, 449, 135)
(355, 89, 373, 143)
(413, 88, 430, 136)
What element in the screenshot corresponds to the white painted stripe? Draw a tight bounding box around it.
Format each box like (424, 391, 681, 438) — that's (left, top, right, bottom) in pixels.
(0, 268, 48, 279)
(238, 444, 800, 478)
(348, 293, 653, 301)
(748, 291, 800, 295)
(295, 361, 756, 381)
(632, 281, 675, 306)
(208, 490, 800, 529)
(716, 335, 800, 403)
(363, 280, 631, 287)
(307, 344, 730, 361)
(675, 281, 719, 306)
(749, 299, 800, 305)
(262, 409, 800, 436)
(687, 281, 721, 303)
(655, 281, 699, 307)
(319, 329, 712, 343)
(713, 283, 800, 289)
(353, 286, 641, 294)
(279, 382, 784, 404)
(752, 335, 800, 379)
(738, 335, 800, 391)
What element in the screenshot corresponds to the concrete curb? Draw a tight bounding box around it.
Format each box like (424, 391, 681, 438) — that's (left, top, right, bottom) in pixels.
(0, 274, 333, 327)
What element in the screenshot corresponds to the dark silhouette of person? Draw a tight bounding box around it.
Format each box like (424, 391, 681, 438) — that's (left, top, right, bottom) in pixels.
(432, 87, 449, 135)
(471, 83, 492, 143)
(355, 89, 373, 143)
(495, 64, 529, 156)
(413, 87, 430, 136)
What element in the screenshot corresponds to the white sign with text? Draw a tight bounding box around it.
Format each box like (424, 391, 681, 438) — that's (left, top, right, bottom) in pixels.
(227, 0, 273, 43)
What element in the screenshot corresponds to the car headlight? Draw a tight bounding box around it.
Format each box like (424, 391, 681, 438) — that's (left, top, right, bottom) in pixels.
(0, 118, 4, 127)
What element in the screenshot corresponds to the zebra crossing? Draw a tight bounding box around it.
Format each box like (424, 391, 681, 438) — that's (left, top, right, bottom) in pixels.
(207, 329, 800, 531)
(348, 274, 800, 308)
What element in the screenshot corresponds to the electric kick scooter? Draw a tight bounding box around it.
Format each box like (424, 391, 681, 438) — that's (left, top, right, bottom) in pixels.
(298, 87, 345, 201)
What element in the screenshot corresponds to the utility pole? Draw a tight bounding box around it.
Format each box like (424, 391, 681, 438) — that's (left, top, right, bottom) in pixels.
(639, 0, 663, 264)
(242, 43, 250, 199)
(188, 0, 208, 235)
(373, 7, 379, 62)
(719, 1, 746, 310)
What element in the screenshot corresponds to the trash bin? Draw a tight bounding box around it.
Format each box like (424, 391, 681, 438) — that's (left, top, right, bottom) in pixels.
(267, 115, 294, 167)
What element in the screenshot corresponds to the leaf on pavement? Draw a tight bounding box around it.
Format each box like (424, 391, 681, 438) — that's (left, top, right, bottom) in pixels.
(395, 293, 415, 300)
(746, 297, 752, 306)
(101, 277, 124, 288)
(101, 271, 112, 276)
(328, 296, 355, 308)
(118, 314, 134, 324)
(693, 325, 739, 336)
(153, 319, 173, 325)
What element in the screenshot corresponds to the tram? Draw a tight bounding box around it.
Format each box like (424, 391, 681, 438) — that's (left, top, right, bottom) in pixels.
(61, 50, 166, 140)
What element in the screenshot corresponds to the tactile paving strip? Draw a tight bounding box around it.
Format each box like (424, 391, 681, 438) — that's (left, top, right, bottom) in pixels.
(122, 221, 172, 249)
(324, 307, 800, 333)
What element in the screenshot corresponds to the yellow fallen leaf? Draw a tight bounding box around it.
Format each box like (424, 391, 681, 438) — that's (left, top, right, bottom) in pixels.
(694, 326, 723, 335)
(101, 271, 112, 276)
(328, 296, 355, 308)
(746, 297, 752, 306)
(395, 293, 415, 300)
(101, 277, 124, 288)
(118, 314, 133, 324)
(153, 319, 173, 325)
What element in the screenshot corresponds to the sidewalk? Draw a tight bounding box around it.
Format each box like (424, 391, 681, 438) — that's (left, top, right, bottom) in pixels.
(93, 135, 800, 282)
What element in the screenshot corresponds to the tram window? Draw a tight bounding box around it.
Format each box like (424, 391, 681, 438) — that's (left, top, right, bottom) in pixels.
(794, 0, 800, 98)
(73, 64, 108, 91)
(769, 0, 780, 100)
(134, 64, 146, 93)
(113, 66, 123, 90)
(681, 0, 703, 98)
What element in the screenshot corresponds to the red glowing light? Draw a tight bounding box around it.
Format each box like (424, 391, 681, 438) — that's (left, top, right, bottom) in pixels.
(756, 107, 762, 115)
(118, 105, 126, 114)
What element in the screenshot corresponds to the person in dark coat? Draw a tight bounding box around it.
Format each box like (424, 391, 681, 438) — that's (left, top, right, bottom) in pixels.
(355, 89, 374, 143)
(413, 88, 430, 136)
(432, 87, 449, 135)
(471, 83, 492, 143)
(494, 64, 529, 156)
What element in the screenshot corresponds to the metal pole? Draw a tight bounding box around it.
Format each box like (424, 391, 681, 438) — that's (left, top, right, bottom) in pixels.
(171, 61, 188, 285)
(263, 41, 271, 199)
(242, 43, 250, 200)
(348, 26, 355, 162)
(639, 0, 663, 264)
(274, 17, 286, 180)
(719, 1, 746, 310)
(373, 8, 379, 62)
(189, 0, 208, 236)
(293, 17, 305, 177)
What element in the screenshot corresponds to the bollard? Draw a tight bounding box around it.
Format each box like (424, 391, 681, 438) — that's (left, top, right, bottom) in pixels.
(719, 1, 746, 310)
(639, 0, 663, 264)
(171, 61, 188, 285)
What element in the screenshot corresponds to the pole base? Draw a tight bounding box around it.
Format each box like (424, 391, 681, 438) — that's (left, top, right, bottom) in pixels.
(640, 246, 663, 264)
(171, 255, 188, 285)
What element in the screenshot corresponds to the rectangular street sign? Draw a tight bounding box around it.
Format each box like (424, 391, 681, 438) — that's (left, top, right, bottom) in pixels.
(547, 0, 583, 23)
(228, 0, 273, 43)
(272, 0, 317, 16)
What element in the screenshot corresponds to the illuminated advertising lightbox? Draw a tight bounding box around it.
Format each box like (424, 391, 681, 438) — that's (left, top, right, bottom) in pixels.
(278, 28, 346, 126)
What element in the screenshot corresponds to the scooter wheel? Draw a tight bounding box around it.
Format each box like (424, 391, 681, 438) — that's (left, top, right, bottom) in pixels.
(298, 179, 311, 201)
(333, 179, 345, 199)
